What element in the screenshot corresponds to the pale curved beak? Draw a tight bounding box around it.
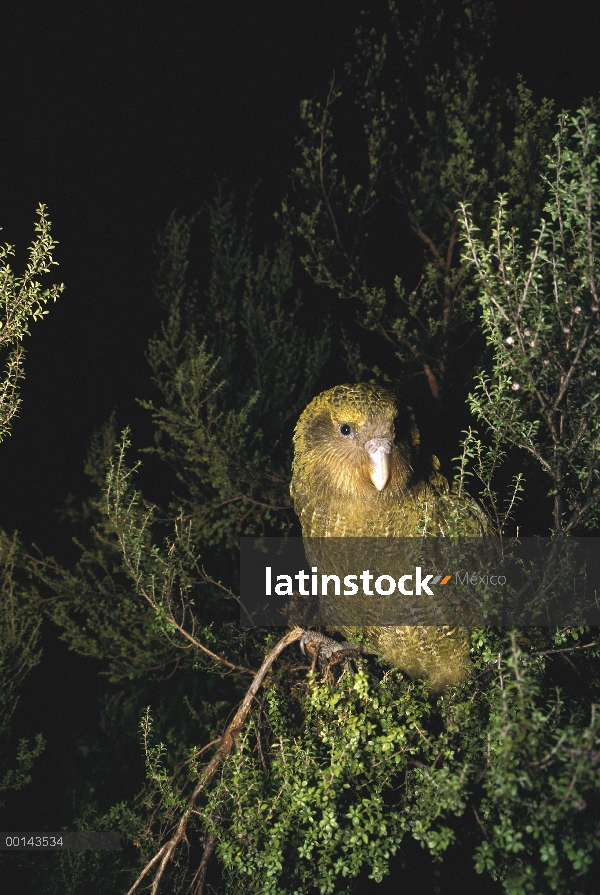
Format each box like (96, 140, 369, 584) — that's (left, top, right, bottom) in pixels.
(364, 438, 392, 491)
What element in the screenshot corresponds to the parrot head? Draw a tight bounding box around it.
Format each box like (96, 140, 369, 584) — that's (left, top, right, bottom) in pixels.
(291, 383, 412, 502)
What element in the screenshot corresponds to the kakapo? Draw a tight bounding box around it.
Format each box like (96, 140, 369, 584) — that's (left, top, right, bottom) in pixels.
(291, 383, 488, 693)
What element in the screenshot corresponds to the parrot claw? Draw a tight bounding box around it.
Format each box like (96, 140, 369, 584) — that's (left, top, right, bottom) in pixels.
(299, 630, 364, 683)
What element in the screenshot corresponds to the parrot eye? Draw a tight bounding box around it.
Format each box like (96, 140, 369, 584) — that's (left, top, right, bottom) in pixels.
(339, 423, 353, 437)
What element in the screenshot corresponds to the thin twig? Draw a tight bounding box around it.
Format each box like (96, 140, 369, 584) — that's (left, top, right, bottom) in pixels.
(531, 640, 599, 658)
(125, 627, 304, 895)
(162, 606, 255, 674)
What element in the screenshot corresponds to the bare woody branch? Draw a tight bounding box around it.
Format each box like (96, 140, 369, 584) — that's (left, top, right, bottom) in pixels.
(126, 627, 304, 895)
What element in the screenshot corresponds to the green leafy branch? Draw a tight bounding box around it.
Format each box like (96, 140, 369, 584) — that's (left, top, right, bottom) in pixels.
(461, 103, 600, 533)
(105, 429, 253, 676)
(282, 0, 554, 402)
(0, 203, 64, 441)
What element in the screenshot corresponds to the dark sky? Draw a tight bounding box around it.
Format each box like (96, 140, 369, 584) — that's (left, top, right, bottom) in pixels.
(1, 0, 599, 554)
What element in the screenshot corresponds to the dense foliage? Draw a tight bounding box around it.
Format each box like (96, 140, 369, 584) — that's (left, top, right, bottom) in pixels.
(281, 0, 554, 417)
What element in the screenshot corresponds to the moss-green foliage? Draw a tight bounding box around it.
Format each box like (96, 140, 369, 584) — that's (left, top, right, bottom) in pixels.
(33, 413, 192, 684)
(462, 103, 600, 533)
(473, 635, 600, 894)
(282, 0, 554, 407)
(38, 184, 329, 681)
(209, 670, 435, 894)
(202, 631, 599, 895)
(0, 530, 45, 804)
(12, 797, 159, 895)
(0, 203, 64, 442)
(142, 185, 330, 549)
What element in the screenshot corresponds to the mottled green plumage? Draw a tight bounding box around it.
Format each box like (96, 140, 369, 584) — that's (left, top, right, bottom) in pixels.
(291, 383, 487, 693)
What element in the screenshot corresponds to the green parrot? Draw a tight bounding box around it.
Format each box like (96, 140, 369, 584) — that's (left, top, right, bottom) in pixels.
(290, 383, 488, 693)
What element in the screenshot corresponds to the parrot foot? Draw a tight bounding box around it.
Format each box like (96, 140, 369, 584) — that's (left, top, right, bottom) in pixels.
(299, 630, 364, 684)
